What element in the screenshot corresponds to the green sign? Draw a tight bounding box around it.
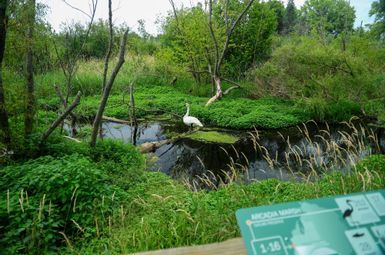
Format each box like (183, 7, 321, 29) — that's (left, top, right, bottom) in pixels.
(236, 190, 385, 255)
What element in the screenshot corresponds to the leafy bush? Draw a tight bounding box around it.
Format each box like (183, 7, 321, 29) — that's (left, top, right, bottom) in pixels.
(250, 36, 385, 121)
(297, 98, 361, 122)
(0, 154, 128, 254)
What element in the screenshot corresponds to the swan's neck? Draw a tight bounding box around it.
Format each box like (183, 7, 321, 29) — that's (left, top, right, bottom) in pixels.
(184, 105, 189, 117)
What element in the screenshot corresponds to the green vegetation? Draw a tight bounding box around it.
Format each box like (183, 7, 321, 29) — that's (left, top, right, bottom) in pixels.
(39, 86, 310, 129)
(1, 0, 385, 254)
(1, 144, 384, 253)
(186, 131, 239, 144)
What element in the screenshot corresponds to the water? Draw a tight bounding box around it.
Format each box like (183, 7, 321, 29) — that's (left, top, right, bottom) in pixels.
(99, 120, 385, 185)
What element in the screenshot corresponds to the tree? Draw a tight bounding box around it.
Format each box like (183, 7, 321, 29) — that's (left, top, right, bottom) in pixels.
(5, 1, 52, 74)
(370, 0, 385, 38)
(54, 0, 98, 103)
(24, 0, 36, 138)
(163, 2, 212, 85)
(283, 0, 297, 34)
(224, 1, 277, 77)
(266, 0, 285, 34)
(206, 0, 256, 105)
(137, 19, 149, 39)
(300, 0, 355, 36)
(53, 0, 98, 136)
(0, 0, 11, 146)
(90, 0, 129, 147)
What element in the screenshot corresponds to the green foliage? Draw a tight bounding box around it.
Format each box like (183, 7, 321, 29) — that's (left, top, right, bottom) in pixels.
(224, 1, 277, 77)
(297, 98, 361, 122)
(5, 1, 54, 74)
(69, 155, 385, 254)
(0, 138, 145, 254)
(300, 0, 355, 36)
(370, 0, 385, 38)
(364, 99, 385, 123)
(251, 36, 385, 121)
(266, 0, 285, 34)
(0, 154, 125, 254)
(356, 154, 385, 173)
(40, 86, 309, 129)
(283, 0, 297, 35)
(159, 0, 278, 81)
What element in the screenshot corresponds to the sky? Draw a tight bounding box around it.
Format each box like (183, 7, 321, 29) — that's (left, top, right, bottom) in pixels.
(42, 0, 376, 35)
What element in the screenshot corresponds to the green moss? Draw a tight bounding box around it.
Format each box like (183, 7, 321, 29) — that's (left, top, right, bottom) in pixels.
(186, 131, 239, 144)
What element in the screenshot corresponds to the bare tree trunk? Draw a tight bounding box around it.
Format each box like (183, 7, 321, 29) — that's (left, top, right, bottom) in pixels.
(0, 0, 11, 146)
(41, 91, 81, 143)
(90, 30, 129, 147)
(129, 82, 137, 145)
(129, 82, 137, 126)
(206, 76, 222, 106)
(102, 0, 113, 93)
(25, 0, 36, 138)
(206, 0, 255, 106)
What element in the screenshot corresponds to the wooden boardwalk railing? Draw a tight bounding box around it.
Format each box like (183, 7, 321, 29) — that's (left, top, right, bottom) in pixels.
(133, 238, 246, 255)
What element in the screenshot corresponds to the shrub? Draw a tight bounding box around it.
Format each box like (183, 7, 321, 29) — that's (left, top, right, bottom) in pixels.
(249, 36, 385, 121)
(0, 154, 128, 254)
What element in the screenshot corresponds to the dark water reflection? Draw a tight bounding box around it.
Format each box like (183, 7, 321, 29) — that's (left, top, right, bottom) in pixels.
(101, 121, 385, 184)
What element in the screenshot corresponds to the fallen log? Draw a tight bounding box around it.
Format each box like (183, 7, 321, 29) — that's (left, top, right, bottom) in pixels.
(138, 130, 200, 154)
(139, 139, 171, 153)
(102, 116, 130, 124)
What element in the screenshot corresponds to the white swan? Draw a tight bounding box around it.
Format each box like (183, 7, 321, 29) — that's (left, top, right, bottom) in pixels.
(183, 103, 203, 128)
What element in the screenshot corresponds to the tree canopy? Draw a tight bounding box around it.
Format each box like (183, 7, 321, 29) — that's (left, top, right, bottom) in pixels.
(300, 0, 356, 36)
(370, 0, 385, 38)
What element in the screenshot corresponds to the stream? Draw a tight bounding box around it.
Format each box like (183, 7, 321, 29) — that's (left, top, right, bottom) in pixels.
(97, 120, 385, 187)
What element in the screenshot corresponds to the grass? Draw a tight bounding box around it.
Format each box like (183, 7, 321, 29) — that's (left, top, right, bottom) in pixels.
(69, 154, 385, 254)
(185, 131, 239, 144)
(1, 134, 385, 254)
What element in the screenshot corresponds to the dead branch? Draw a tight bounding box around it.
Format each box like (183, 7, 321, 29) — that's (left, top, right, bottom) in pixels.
(102, 116, 130, 124)
(41, 91, 81, 143)
(62, 0, 94, 19)
(223, 85, 240, 95)
(90, 29, 129, 147)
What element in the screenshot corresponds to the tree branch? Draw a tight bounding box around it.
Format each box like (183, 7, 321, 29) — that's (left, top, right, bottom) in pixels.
(208, 0, 219, 72)
(62, 0, 92, 19)
(41, 91, 81, 143)
(223, 85, 240, 95)
(217, 0, 255, 72)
